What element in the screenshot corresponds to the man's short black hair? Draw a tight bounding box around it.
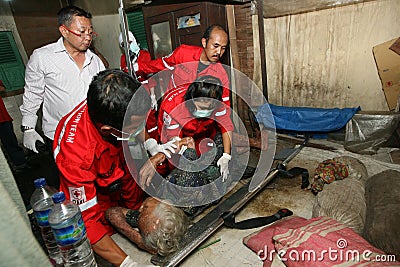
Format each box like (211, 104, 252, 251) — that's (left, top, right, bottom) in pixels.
(57, 5, 92, 27)
(87, 69, 150, 131)
(202, 24, 227, 41)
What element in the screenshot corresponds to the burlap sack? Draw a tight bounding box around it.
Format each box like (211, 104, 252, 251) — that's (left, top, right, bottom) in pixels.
(332, 156, 369, 183)
(312, 178, 366, 234)
(312, 156, 368, 234)
(364, 169, 400, 258)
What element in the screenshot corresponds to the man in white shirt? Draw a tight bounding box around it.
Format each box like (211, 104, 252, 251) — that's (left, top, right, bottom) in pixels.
(20, 5, 105, 153)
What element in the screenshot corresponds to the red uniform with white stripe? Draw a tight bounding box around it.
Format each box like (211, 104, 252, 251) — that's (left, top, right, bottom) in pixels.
(53, 100, 144, 245)
(158, 85, 234, 155)
(137, 44, 231, 107)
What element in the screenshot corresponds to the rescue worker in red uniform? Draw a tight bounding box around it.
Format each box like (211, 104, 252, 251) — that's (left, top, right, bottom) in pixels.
(142, 76, 234, 185)
(53, 69, 155, 266)
(134, 25, 259, 181)
(134, 25, 233, 178)
(135, 25, 265, 155)
(134, 24, 230, 110)
(159, 76, 233, 156)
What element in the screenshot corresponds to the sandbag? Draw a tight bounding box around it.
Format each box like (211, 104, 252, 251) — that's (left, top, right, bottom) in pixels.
(312, 156, 368, 234)
(333, 156, 369, 183)
(364, 169, 400, 258)
(312, 178, 366, 234)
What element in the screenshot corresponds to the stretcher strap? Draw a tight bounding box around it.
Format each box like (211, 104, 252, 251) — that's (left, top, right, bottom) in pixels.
(222, 208, 293, 229)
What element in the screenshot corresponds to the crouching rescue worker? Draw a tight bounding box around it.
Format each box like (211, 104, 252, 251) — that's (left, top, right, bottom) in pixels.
(53, 69, 154, 266)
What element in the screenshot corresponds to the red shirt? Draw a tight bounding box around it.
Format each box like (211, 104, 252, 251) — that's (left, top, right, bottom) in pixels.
(0, 97, 12, 123)
(53, 100, 144, 244)
(158, 85, 234, 155)
(137, 44, 231, 108)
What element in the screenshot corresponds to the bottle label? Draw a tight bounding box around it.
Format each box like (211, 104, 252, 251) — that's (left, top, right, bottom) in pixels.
(34, 209, 51, 227)
(52, 215, 87, 246)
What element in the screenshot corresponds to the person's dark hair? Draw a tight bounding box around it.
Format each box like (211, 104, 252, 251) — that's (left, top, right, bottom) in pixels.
(87, 69, 150, 130)
(184, 75, 223, 113)
(202, 24, 227, 42)
(57, 5, 92, 27)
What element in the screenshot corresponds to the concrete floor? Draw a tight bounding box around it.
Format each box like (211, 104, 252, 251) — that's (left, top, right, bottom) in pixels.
(103, 138, 400, 266)
(3, 95, 400, 266)
(5, 135, 400, 266)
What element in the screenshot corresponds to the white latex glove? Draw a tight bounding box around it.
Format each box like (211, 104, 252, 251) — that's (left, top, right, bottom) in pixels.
(178, 145, 187, 155)
(150, 94, 158, 110)
(217, 153, 231, 182)
(120, 255, 156, 267)
(23, 129, 44, 153)
(144, 138, 177, 158)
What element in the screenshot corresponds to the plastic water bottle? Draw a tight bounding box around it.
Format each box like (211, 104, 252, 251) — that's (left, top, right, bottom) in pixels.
(30, 178, 63, 266)
(49, 191, 97, 267)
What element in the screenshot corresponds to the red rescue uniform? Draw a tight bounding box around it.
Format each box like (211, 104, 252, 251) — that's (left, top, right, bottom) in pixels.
(158, 85, 234, 155)
(53, 100, 144, 245)
(137, 44, 231, 108)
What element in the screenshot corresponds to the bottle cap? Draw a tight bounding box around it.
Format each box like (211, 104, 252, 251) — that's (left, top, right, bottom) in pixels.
(52, 192, 66, 204)
(33, 178, 47, 188)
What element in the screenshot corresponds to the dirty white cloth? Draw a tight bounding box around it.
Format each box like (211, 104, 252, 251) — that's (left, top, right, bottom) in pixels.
(0, 149, 51, 266)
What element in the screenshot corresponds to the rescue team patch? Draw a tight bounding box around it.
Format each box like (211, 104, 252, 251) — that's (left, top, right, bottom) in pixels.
(69, 186, 87, 205)
(163, 111, 172, 126)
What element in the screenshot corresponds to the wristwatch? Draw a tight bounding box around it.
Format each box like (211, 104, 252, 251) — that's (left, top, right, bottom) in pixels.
(21, 125, 33, 132)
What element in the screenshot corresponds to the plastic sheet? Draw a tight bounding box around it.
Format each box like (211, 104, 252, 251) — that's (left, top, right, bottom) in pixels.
(344, 111, 400, 153)
(256, 103, 360, 138)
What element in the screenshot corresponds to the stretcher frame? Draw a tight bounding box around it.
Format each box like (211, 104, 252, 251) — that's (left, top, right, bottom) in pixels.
(151, 139, 307, 266)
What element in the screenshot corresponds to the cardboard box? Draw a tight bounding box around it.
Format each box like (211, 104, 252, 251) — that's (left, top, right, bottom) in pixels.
(373, 38, 400, 111)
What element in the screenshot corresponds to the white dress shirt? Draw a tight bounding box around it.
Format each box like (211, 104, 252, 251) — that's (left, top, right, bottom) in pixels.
(20, 37, 105, 140)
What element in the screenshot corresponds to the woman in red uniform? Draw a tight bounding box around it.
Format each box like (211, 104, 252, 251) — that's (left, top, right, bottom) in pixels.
(157, 75, 233, 182)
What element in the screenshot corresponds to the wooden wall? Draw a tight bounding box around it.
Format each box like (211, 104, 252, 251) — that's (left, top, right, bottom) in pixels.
(11, 0, 67, 57)
(253, 0, 400, 111)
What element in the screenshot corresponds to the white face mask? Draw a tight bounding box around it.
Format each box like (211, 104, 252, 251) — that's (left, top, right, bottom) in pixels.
(110, 121, 146, 141)
(192, 108, 214, 118)
(129, 41, 140, 55)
